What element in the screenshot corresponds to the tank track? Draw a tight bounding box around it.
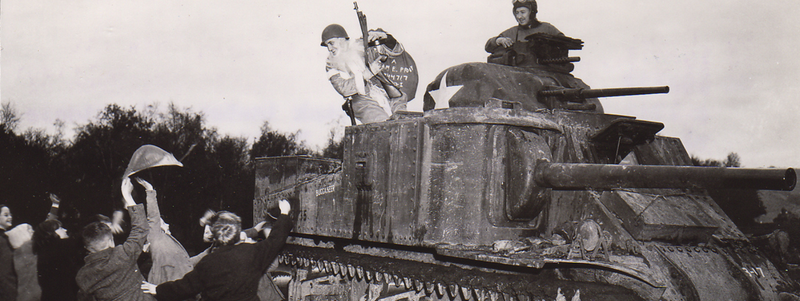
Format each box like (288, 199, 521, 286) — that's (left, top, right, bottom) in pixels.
(276, 238, 644, 300)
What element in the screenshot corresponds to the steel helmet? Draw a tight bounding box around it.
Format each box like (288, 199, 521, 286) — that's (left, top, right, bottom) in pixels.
(321, 24, 349, 46)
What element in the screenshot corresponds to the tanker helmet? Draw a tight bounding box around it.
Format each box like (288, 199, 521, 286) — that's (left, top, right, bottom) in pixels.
(321, 24, 349, 46)
(512, 0, 538, 14)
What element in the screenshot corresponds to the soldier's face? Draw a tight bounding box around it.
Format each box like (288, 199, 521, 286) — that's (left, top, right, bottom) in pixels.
(325, 38, 348, 56)
(515, 7, 531, 26)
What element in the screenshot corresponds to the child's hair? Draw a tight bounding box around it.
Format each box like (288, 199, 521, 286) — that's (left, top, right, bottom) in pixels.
(33, 219, 63, 254)
(211, 211, 242, 246)
(199, 209, 216, 227)
(95, 214, 111, 224)
(82, 221, 112, 251)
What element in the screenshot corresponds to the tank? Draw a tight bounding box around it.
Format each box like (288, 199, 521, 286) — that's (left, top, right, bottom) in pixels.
(253, 33, 799, 300)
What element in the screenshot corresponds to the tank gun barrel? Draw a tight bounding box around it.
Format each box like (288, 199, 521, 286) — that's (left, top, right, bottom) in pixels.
(539, 56, 581, 64)
(534, 162, 796, 191)
(539, 86, 670, 99)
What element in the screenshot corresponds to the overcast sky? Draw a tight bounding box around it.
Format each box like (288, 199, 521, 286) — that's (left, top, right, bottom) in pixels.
(2, 0, 798, 168)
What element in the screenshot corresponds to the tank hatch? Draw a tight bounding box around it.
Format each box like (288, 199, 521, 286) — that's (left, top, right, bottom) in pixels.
(590, 119, 665, 164)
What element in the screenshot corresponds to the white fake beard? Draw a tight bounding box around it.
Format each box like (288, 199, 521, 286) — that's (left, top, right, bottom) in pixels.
(328, 39, 368, 95)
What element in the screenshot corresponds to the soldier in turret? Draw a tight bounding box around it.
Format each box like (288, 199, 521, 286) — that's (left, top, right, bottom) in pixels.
(486, 0, 564, 65)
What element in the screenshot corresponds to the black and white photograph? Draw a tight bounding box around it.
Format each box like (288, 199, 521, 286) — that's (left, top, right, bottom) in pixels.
(2, 0, 799, 300)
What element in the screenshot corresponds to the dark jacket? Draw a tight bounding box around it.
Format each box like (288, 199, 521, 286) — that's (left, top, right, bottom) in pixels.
(37, 236, 83, 301)
(76, 204, 154, 301)
(0, 229, 17, 301)
(155, 214, 293, 301)
(485, 21, 564, 54)
(145, 190, 195, 285)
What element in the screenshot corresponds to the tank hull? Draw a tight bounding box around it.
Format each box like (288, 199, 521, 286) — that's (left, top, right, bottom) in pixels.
(255, 101, 798, 300)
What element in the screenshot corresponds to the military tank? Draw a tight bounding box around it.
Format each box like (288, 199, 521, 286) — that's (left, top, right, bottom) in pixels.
(253, 33, 799, 300)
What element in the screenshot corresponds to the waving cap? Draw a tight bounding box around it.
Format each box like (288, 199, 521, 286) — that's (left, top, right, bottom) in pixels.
(123, 145, 183, 178)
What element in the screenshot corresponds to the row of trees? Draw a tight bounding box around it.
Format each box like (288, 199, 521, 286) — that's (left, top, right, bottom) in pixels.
(1, 102, 342, 254)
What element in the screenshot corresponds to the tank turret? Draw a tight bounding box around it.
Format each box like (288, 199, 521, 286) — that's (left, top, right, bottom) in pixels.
(254, 34, 799, 301)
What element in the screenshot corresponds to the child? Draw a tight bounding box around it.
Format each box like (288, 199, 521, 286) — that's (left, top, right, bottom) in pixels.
(141, 199, 293, 301)
(0, 204, 18, 301)
(75, 178, 154, 301)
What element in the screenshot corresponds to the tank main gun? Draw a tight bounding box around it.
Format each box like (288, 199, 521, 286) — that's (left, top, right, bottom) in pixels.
(533, 162, 796, 191)
(536, 86, 669, 111)
(508, 161, 795, 221)
(539, 86, 670, 99)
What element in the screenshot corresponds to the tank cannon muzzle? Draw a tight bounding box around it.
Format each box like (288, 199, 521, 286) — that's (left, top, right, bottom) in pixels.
(533, 162, 796, 191)
(539, 86, 670, 99)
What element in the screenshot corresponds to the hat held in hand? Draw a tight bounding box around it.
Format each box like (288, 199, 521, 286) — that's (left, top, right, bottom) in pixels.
(123, 145, 183, 178)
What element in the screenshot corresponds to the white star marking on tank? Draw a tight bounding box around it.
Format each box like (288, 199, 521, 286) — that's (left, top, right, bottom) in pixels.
(427, 71, 463, 109)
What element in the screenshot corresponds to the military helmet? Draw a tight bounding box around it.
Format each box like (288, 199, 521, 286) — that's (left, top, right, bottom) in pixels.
(321, 24, 349, 46)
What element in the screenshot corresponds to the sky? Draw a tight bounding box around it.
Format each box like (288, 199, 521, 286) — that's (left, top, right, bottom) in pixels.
(1, 0, 799, 168)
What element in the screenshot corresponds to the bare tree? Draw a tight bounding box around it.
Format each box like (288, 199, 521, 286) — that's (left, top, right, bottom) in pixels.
(1, 101, 22, 132)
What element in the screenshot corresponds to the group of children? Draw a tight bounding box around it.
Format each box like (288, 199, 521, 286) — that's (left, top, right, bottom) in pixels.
(1, 176, 293, 301)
